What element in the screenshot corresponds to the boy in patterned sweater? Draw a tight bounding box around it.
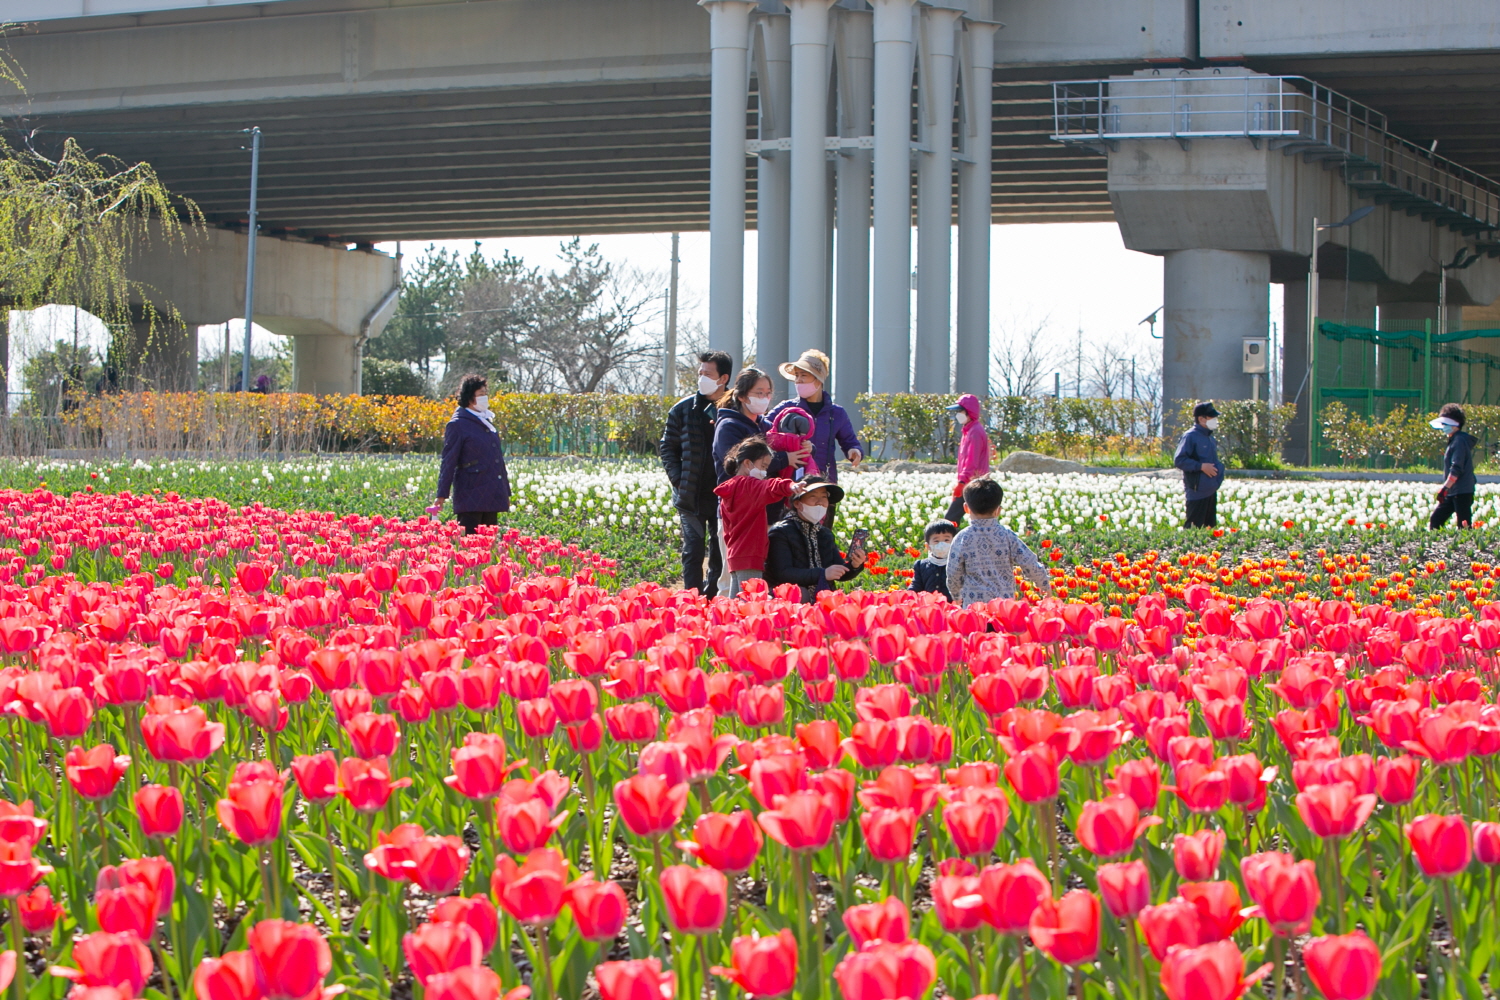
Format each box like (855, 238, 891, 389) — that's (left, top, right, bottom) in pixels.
(945, 477, 1049, 606)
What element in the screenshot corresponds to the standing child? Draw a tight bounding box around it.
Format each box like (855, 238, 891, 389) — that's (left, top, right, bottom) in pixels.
(909, 521, 956, 600)
(946, 477, 1049, 606)
(714, 437, 802, 597)
(945, 393, 990, 526)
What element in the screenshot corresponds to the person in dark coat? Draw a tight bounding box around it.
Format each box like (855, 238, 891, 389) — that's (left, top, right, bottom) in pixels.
(1430, 402, 1477, 529)
(660, 350, 732, 596)
(909, 520, 956, 600)
(1173, 401, 1224, 528)
(765, 477, 866, 603)
(432, 373, 511, 534)
(767, 348, 863, 487)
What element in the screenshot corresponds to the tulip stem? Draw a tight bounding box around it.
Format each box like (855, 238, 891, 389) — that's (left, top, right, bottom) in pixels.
(1126, 920, 1147, 1000)
(533, 924, 553, 1000)
(1016, 935, 1032, 1000)
(964, 935, 982, 995)
(1440, 877, 1461, 995)
(323, 808, 342, 933)
(1324, 837, 1344, 933)
(698, 931, 714, 1000)
(1270, 935, 1284, 1000)
(95, 799, 111, 868)
(7, 897, 25, 1000)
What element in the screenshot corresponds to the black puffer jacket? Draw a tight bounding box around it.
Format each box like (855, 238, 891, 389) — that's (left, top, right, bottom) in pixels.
(659, 393, 718, 515)
(765, 515, 861, 603)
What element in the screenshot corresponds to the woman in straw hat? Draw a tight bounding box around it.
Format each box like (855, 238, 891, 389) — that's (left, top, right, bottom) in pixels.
(767, 349, 862, 524)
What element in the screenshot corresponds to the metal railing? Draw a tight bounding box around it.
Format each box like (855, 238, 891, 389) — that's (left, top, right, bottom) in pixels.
(1052, 74, 1500, 235)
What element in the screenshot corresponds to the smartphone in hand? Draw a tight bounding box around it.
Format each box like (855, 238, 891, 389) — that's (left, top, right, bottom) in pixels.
(847, 527, 870, 562)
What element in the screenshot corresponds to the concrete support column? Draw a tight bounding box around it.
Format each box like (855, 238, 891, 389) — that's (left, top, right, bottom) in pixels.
(834, 7, 873, 411)
(293, 334, 361, 395)
(754, 12, 792, 382)
(955, 10, 996, 397)
(913, 5, 961, 393)
(701, 0, 759, 364)
(869, 0, 915, 393)
(786, 0, 836, 361)
(1318, 279, 1379, 328)
(1282, 278, 1310, 465)
(128, 316, 198, 392)
(1162, 249, 1269, 422)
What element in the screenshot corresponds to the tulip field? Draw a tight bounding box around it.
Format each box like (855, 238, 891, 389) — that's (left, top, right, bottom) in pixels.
(0, 472, 1493, 1000)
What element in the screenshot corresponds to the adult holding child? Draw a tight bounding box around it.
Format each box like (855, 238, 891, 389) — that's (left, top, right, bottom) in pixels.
(767, 350, 862, 523)
(431, 373, 511, 534)
(659, 350, 733, 596)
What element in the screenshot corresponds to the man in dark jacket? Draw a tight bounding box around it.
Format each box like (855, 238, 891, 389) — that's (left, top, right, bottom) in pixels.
(659, 351, 732, 595)
(765, 478, 866, 603)
(1430, 402, 1477, 529)
(1173, 401, 1224, 528)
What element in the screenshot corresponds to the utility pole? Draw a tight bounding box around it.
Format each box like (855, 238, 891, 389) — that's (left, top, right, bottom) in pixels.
(1075, 325, 1083, 397)
(241, 126, 262, 392)
(222, 322, 231, 392)
(664, 232, 679, 395)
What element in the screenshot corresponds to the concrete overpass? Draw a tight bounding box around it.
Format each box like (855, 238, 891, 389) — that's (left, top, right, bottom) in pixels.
(1, 0, 1498, 418)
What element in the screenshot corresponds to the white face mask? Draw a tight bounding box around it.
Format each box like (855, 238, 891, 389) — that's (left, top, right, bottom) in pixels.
(746, 467, 768, 479)
(473, 395, 490, 412)
(746, 395, 772, 415)
(698, 374, 722, 396)
(955, 412, 969, 426)
(1204, 418, 1219, 431)
(799, 504, 827, 523)
(928, 540, 952, 560)
(795, 381, 820, 400)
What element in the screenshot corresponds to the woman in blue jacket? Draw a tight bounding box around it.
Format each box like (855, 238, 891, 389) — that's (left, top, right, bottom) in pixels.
(767, 349, 862, 524)
(432, 374, 511, 533)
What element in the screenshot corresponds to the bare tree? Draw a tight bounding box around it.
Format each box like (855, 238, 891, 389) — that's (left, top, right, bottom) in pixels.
(991, 316, 1057, 397)
(441, 251, 537, 395)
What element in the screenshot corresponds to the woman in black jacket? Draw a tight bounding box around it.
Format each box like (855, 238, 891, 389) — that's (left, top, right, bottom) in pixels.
(432, 374, 511, 533)
(765, 477, 865, 603)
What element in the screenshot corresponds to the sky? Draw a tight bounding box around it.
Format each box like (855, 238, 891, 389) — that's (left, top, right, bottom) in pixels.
(6, 221, 1283, 396)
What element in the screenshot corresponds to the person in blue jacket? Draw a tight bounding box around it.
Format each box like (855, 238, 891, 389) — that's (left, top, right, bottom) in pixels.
(1430, 402, 1477, 529)
(767, 349, 862, 524)
(1173, 401, 1224, 528)
(432, 374, 511, 533)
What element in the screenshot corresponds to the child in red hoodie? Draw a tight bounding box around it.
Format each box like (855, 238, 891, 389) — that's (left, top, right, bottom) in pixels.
(714, 436, 802, 598)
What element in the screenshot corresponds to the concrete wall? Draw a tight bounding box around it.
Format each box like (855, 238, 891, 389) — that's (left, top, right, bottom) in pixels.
(1201, 2, 1500, 59)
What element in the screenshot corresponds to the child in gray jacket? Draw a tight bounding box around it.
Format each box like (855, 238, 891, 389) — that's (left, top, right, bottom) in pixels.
(946, 477, 1049, 606)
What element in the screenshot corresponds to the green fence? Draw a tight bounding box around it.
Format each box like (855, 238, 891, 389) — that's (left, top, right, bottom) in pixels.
(1311, 318, 1500, 466)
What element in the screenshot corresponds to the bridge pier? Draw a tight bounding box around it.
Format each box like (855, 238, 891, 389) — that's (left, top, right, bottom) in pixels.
(1161, 250, 1269, 414)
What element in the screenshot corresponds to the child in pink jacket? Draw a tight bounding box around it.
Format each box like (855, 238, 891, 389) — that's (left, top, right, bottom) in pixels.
(944, 394, 990, 525)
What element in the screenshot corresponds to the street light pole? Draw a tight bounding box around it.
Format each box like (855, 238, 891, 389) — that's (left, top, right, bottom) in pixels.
(241, 127, 262, 392)
(1304, 205, 1375, 464)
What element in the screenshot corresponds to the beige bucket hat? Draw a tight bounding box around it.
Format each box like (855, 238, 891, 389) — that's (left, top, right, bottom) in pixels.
(778, 349, 829, 384)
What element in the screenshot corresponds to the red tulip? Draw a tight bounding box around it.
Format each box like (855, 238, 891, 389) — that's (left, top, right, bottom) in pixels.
(942, 793, 1007, 859)
(1075, 794, 1160, 859)
(405, 835, 472, 895)
(64, 743, 130, 800)
(403, 920, 484, 986)
(53, 931, 154, 995)
(96, 857, 174, 918)
(605, 703, 660, 745)
(1375, 755, 1420, 805)
(1180, 880, 1245, 941)
(1303, 931, 1382, 1000)
(563, 876, 628, 942)
(1003, 743, 1060, 803)
(17, 885, 64, 933)
(38, 686, 93, 739)
(613, 774, 688, 839)
(1160, 940, 1270, 1000)
(1097, 860, 1150, 918)
(134, 785, 184, 838)
(494, 797, 568, 855)
(660, 864, 728, 934)
(677, 811, 762, 873)
(289, 753, 339, 803)
(1240, 851, 1320, 936)
(1173, 829, 1225, 881)
(1406, 813, 1471, 878)
(193, 950, 261, 1000)
(365, 823, 426, 881)
(1402, 707, 1478, 764)
(1476, 821, 1500, 865)
(595, 959, 675, 1000)
(932, 874, 985, 934)
(427, 966, 530, 1000)
(1029, 889, 1100, 966)
(738, 684, 786, 729)
(712, 929, 798, 999)
(844, 896, 910, 949)
(491, 848, 567, 925)
(833, 941, 937, 1000)
(246, 919, 333, 1000)
(1139, 897, 1203, 960)
(0, 801, 47, 848)
(430, 894, 500, 952)
(141, 706, 225, 763)
(859, 807, 917, 864)
(1296, 780, 1377, 839)
(337, 755, 412, 813)
(977, 859, 1050, 934)
(94, 883, 156, 939)
(1169, 761, 1228, 814)
(344, 711, 400, 759)
(1106, 758, 1162, 812)
(548, 678, 598, 725)
(216, 762, 284, 846)
(757, 790, 836, 853)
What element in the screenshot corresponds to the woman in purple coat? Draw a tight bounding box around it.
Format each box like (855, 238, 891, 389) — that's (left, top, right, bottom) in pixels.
(432, 374, 511, 533)
(767, 349, 862, 524)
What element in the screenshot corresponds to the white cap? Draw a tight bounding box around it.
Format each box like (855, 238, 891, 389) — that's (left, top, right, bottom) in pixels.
(1430, 416, 1460, 430)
